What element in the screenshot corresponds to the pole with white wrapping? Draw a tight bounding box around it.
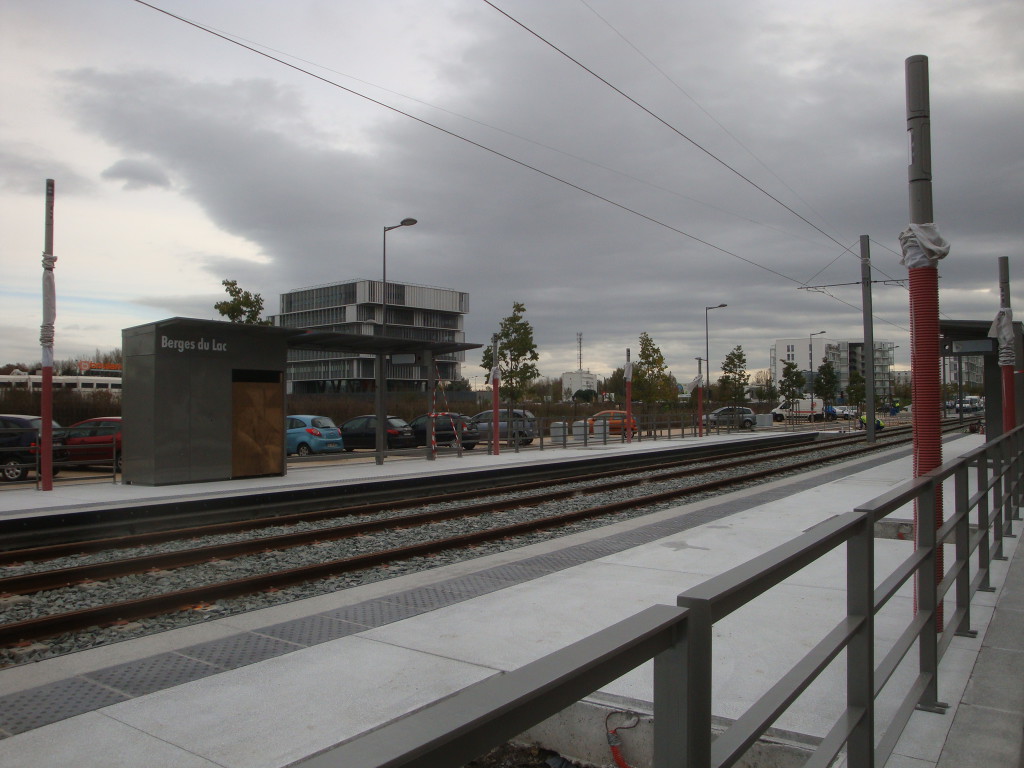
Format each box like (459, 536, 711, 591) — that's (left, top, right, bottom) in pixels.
(40, 179, 56, 491)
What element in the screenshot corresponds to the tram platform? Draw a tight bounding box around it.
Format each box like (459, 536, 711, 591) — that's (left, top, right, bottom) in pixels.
(0, 431, 1020, 768)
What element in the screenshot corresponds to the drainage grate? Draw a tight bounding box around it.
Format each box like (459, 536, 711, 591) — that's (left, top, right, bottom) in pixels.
(85, 652, 221, 697)
(0, 677, 128, 736)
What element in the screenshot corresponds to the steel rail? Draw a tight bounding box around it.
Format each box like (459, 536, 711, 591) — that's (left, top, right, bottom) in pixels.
(0, 429, 921, 595)
(0, 428, 909, 569)
(0, 431, 926, 646)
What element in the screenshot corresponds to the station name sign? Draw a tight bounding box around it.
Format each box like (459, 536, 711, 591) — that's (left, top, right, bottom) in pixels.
(160, 335, 229, 353)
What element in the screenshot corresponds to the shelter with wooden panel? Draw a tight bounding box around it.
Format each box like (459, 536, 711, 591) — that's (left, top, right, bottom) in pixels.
(121, 317, 478, 486)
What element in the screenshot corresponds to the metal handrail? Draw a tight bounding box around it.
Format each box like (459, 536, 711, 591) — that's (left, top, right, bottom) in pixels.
(302, 425, 1021, 768)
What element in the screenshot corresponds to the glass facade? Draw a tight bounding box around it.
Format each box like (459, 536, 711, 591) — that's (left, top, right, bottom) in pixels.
(274, 279, 469, 394)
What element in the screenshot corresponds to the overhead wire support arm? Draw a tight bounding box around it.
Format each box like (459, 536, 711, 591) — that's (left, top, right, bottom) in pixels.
(797, 280, 907, 291)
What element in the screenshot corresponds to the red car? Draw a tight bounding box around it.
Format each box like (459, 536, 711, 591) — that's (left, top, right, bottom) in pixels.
(63, 417, 122, 470)
(587, 410, 638, 435)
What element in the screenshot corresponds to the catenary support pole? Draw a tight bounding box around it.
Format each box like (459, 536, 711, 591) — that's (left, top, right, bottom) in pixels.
(696, 357, 703, 438)
(625, 349, 633, 444)
(905, 54, 944, 624)
(998, 257, 1017, 432)
(40, 179, 56, 491)
(490, 335, 500, 456)
(861, 236, 877, 444)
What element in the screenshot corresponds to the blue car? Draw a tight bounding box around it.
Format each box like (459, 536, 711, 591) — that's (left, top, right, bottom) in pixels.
(285, 415, 344, 456)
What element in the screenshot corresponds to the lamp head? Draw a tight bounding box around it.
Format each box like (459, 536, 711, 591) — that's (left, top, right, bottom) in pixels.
(400, 218, 417, 227)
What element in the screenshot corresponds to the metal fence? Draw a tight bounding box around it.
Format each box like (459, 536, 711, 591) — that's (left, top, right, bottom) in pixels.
(299, 425, 1023, 768)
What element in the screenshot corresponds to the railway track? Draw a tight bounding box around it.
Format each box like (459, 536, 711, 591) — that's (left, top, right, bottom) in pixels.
(0, 424, 958, 656)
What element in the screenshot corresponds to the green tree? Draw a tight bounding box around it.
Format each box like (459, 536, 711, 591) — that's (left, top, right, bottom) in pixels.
(718, 346, 749, 404)
(813, 360, 839, 406)
(602, 368, 625, 401)
(778, 360, 806, 406)
(847, 369, 865, 408)
(214, 279, 272, 325)
(480, 302, 540, 404)
(751, 368, 778, 403)
(632, 332, 674, 403)
(573, 388, 598, 403)
(526, 376, 561, 402)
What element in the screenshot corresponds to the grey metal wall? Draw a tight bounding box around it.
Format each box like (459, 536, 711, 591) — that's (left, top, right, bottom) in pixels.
(122, 318, 291, 486)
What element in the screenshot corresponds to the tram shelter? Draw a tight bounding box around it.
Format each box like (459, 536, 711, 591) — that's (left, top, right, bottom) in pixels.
(940, 319, 1024, 437)
(122, 317, 479, 486)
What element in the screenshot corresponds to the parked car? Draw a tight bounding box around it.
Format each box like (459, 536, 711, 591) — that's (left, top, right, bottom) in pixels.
(0, 414, 67, 481)
(286, 415, 344, 456)
(469, 409, 537, 445)
(704, 406, 756, 428)
(586, 409, 637, 435)
(833, 406, 857, 420)
(408, 413, 479, 449)
(340, 415, 416, 450)
(62, 417, 123, 470)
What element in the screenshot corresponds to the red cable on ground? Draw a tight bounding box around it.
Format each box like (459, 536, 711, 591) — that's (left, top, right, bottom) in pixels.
(605, 712, 639, 768)
(909, 266, 943, 625)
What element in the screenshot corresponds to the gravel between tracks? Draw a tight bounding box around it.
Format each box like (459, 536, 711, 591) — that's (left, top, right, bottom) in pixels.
(1, 434, 906, 668)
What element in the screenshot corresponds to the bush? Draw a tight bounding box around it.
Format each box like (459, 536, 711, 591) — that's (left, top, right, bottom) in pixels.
(0, 389, 121, 426)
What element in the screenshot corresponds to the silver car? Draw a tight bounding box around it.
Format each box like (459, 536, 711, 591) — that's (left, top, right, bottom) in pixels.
(704, 406, 756, 428)
(470, 408, 536, 445)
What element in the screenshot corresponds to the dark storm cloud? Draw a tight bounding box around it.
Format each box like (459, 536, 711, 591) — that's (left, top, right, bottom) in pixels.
(101, 158, 171, 190)
(47, 1, 1024, 376)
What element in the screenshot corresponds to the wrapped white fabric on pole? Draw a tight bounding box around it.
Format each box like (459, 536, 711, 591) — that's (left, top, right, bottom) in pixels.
(624, 361, 633, 382)
(40, 253, 57, 367)
(688, 374, 702, 393)
(898, 223, 950, 269)
(988, 307, 1015, 367)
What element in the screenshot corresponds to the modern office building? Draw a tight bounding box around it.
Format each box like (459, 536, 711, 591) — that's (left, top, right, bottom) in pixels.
(274, 280, 469, 394)
(560, 370, 599, 400)
(769, 337, 896, 403)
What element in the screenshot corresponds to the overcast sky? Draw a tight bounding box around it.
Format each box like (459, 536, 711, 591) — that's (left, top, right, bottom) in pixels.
(2, 0, 1022, 383)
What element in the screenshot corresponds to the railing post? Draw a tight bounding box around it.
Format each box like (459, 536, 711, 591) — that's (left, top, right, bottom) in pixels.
(992, 446, 1007, 560)
(915, 481, 948, 713)
(1011, 429, 1023, 522)
(953, 464, 977, 637)
(847, 513, 875, 766)
(975, 456, 995, 592)
(998, 438, 1016, 538)
(658, 597, 712, 768)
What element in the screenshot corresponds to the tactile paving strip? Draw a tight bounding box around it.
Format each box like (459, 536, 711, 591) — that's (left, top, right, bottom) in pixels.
(0, 677, 128, 736)
(254, 614, 363, 645)
(178, 632, 302, 670)
(321, 598, 425, 629)
(85, 652, 221, 697)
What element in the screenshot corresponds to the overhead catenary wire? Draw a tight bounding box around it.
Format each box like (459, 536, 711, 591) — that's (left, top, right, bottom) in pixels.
(487, 1, 910, 289)
(130, 0, 896, 326)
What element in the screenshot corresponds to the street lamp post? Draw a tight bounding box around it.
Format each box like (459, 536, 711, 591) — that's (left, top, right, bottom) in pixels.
(702, 304, 727, 436)
(375, 218, 417, 466)
(809, 330, 826, 419)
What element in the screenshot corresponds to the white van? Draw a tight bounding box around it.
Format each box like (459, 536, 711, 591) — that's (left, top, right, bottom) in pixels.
(771, 398, 836, 422)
